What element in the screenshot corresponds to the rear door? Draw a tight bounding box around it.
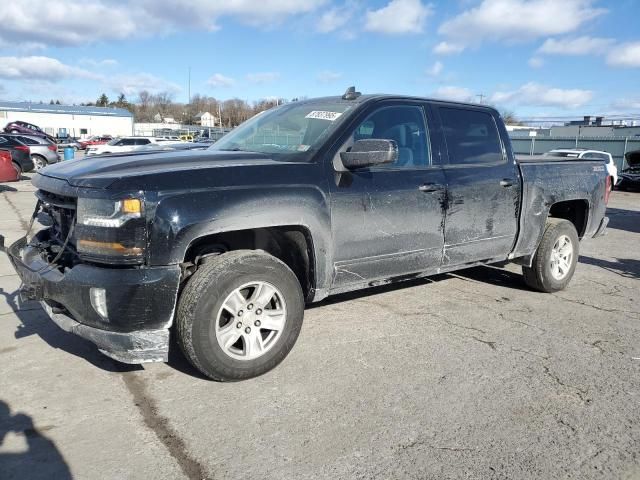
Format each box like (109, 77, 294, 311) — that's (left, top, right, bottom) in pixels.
(434, 105, 521, 266)
(329, 101, 447, 288)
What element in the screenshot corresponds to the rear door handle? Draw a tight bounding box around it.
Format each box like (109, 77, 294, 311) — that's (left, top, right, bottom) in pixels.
(418, 183, 443, 193)
(500, 179, 514, 188)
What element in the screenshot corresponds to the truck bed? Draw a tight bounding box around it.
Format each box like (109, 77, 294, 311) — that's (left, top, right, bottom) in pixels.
(511, 158, 607, 262)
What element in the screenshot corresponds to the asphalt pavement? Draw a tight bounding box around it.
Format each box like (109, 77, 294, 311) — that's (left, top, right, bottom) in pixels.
(1, 176, 639, 480)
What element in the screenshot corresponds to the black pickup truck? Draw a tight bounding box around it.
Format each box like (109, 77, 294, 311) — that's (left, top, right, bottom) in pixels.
(2, 89, 609, 381)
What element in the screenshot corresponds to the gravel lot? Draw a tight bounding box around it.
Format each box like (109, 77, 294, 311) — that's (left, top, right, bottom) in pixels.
(1, 176, 639, 480)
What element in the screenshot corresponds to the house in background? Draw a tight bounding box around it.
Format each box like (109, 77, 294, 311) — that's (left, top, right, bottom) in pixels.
(195, 111, 217, 127)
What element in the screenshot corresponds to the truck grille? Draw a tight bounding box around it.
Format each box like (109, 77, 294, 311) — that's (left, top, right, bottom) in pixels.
(36, 189, 77, 246)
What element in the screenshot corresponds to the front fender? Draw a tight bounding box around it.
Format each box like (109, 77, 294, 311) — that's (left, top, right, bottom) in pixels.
(148, 185, 333, 292)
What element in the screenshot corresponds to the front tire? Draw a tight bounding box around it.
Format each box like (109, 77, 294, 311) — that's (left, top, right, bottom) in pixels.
(176, 250, 304, 381)
(523, 218, 579, 293)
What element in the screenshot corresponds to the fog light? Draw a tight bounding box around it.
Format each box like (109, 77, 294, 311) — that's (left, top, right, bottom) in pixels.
(90, 288, 109, 321)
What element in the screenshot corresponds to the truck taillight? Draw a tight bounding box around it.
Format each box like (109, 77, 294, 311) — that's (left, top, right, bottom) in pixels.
(604, 176, 611, 205)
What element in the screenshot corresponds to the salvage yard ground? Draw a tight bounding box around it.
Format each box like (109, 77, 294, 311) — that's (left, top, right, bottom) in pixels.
(0, 177, 639, 479)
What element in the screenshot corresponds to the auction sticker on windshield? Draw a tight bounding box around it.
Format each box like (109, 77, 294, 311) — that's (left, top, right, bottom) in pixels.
(305, 111, 343, 121)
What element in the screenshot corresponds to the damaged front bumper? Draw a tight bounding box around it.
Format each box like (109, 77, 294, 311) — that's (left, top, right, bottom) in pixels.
(3, 232, 181, 364)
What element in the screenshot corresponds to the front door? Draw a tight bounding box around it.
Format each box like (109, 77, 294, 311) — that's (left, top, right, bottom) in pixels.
(329, 102, 446, 289)
(434, 105, 520, 266)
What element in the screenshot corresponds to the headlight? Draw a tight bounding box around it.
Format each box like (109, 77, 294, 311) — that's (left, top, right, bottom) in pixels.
(76, 197, 147, 264)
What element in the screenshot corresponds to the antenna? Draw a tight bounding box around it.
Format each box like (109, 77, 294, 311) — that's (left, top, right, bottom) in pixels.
(342, 86, 361, 100)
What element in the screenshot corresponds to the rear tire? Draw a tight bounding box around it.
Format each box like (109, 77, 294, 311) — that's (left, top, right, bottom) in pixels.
(523, 218, 579, 293)
(176, 250, 304, 381)
(31, 155, 47, 170)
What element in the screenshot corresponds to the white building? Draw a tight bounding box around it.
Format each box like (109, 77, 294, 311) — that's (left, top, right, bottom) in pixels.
(0, 101, 133, 138)
(195, 111, 217, 127)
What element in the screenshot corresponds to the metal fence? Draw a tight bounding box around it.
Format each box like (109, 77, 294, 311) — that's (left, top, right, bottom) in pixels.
(510, 136, 640, 170)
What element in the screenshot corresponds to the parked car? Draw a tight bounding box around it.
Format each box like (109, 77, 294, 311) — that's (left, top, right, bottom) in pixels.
(57, 138, 82, 150)
(545, 148, 618, 189)
(0, 137, 33, 173)
(0, 150, 21, 182)
(78, 136, 112, 150)
(4, 121, 56, 143)
(617, 150, 640, 190)
(86, 137, 172, 156)
(0, 134, 60, 170)
(2, 90, 609, 381)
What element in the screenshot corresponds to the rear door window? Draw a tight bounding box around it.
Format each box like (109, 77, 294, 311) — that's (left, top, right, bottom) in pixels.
(438, 107, 504, 165)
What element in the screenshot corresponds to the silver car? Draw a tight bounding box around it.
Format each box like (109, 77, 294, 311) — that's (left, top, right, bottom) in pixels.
(1, 133, 61, 170)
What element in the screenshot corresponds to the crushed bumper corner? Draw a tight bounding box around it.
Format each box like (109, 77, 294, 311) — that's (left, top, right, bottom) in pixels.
(41, 302, 169, 364)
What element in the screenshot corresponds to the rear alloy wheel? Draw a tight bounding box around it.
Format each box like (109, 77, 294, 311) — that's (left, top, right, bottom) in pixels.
(176, 250, 304, 381)
(31, 155, 47, 171)
(523, 218, 579, 292)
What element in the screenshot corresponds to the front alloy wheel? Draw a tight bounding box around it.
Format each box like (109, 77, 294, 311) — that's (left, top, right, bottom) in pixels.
(215, 281, 287, 361)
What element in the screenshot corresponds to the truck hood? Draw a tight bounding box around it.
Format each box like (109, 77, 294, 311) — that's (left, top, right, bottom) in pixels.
(38, 149, 294, 189)
(624, 150, 640, 170)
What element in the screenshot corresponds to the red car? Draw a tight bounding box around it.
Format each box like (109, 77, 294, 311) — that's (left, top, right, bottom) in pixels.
(0, 150, 21, 181)
(78, 135, 113, 150)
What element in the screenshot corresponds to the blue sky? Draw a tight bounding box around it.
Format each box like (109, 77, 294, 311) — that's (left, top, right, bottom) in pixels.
(0, 0, 639, 118)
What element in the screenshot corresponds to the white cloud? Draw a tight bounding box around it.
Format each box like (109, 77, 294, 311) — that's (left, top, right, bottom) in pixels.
(0, 56, 101, 81)
(317, 5, 353, 33)
(433, 41, 465, 55)
(107, 73, 181, 96)
(438, 0, 606, 48)
(364, 0, 433, 35)
(432, 86, 474, 102)
(317, 70, 343, 83)
(79, 58, 119, 68)
(206, 73, 235, 88)
(607, 42, 640, 68)
(538, 36, 615, 56)
(490, 82, 593, 109)
(0, 1, 138, 48)
(426, 61, 443, 76)
(528, 57, 544, 68)
(0, 0, 328, 47)
(246, 72, 280, 84)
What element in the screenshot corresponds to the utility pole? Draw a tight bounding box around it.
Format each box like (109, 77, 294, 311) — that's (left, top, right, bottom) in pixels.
(188, 67, 191, 106)
(476, 93, 485, 104)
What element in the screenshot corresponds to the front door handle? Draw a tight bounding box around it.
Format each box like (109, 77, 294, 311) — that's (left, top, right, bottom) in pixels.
(418, 183, 443, 193)
(500, 179, 514, 188)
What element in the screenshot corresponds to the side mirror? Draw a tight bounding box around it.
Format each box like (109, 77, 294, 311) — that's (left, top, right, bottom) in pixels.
(340, 139, 398, 169)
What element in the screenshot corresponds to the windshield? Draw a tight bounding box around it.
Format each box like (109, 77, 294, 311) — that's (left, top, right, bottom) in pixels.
(107, 138, 120, 146)
(209, 101, 355, 160)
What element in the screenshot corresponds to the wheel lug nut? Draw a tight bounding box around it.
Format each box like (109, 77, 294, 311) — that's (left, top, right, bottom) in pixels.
(237, 310, 243, 316)
(245, 327, 251, 334)
(254, 320, 261, 327)
(247, 304, 253, 310)
(256, 309, 262, 315)
(236, 322, 242, 329)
